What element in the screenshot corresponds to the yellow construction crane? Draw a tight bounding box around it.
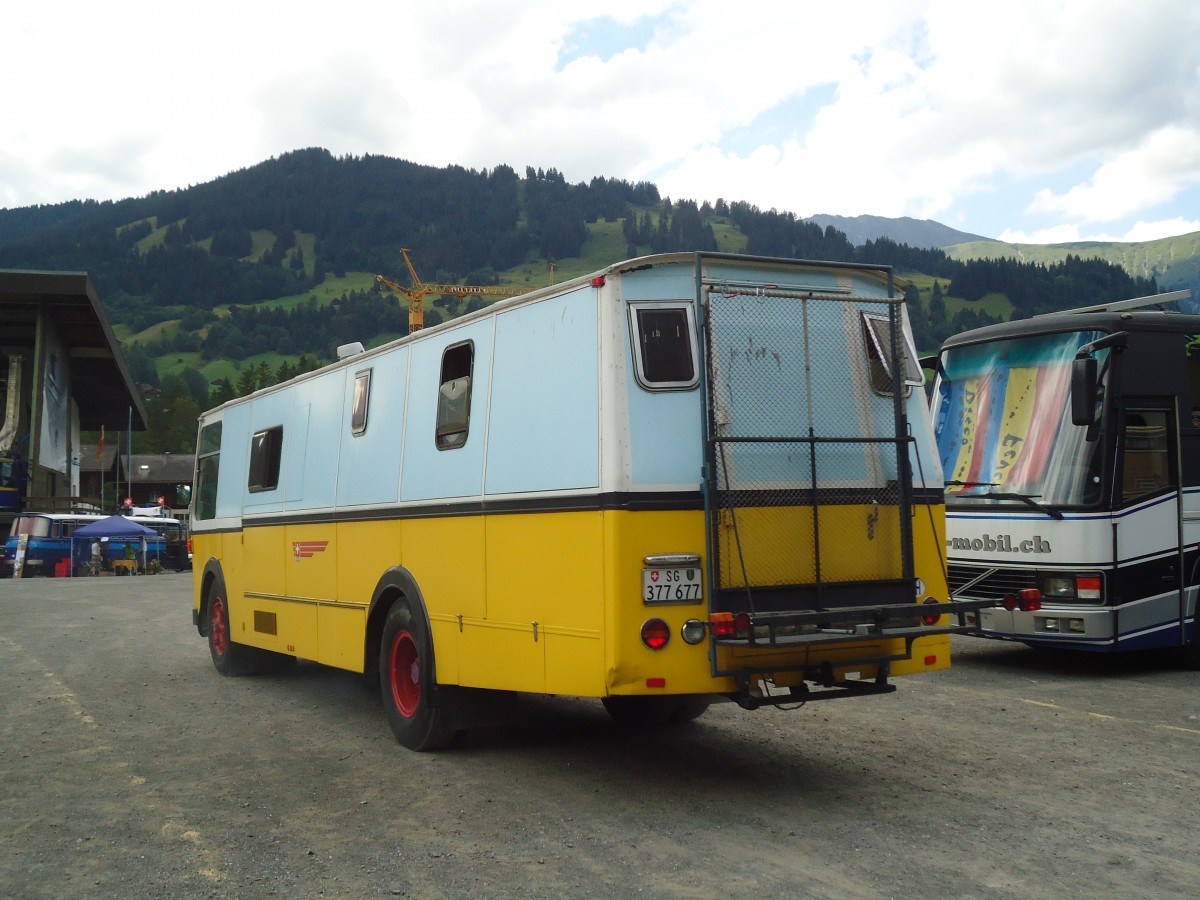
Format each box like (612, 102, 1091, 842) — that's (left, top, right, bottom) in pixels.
(377, 248, 524, 333)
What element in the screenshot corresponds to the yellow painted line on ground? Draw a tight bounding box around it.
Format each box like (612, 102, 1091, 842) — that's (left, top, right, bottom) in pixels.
(1158, 725, 1200, 736)
(1022, 699, 1059, 709)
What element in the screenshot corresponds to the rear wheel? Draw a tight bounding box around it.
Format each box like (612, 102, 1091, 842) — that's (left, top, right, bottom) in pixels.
(379, 598, 459, 751)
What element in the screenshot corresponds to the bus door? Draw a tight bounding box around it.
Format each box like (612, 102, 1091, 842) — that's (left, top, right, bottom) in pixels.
(1114, 402, 1185, 647)
(702, 288, 914, 618)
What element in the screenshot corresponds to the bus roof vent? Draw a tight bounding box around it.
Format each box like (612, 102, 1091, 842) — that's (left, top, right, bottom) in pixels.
(337, 342, 365, 360)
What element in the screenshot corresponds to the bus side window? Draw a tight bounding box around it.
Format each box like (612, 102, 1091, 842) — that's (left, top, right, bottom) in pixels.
(1121, 410, 1173, 502)
(1187, 338, 1200, 427)
(248, 426, 284, 492)
(195, 423, 222, 520)
(351, 368, 372, 436)
(436, 342, 474, 450)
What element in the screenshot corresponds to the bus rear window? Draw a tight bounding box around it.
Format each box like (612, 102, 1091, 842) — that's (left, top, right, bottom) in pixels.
(861, 312, 923, 396)
(11, 515, 50, 538)
(630, 303, 698, 390)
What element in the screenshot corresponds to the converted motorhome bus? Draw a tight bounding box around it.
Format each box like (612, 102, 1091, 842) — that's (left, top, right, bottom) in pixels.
(931, 289, 1200, 663)
(192, 251, 986, 750)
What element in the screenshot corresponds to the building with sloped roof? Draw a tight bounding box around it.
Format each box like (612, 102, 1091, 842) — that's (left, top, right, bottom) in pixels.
(1, 271, 148, 527)
(77, 445, 194, 517)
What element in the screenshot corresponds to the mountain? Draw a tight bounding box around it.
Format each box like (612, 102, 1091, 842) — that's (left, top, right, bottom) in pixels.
(943, 233, 1200, 294)
(805, 214, 991, 249)
(0, 148, 1171, 456)
(806, 212, 1199, 296)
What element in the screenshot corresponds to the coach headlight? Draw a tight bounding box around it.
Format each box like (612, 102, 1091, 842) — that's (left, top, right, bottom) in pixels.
(1041, 575, 1076, 599)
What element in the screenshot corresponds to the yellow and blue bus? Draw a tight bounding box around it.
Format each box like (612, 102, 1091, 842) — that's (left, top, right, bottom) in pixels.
(191, 252, 989, 750)
(2, 511, 187, 576)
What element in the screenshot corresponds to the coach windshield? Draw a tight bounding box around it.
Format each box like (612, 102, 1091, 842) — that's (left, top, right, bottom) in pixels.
(933, 330, 1110, 510)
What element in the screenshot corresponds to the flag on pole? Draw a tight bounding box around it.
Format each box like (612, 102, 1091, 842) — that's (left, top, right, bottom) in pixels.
(96, 425, 105, 460)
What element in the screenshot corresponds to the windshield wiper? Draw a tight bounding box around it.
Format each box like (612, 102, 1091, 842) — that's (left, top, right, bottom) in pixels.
(946, 481, 1063, 519)
(975, 491, 1064, 520)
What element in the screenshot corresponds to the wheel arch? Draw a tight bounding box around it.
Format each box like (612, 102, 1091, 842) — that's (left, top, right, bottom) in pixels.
(196, 559, 225, 637)
(364, 566, 430, 686)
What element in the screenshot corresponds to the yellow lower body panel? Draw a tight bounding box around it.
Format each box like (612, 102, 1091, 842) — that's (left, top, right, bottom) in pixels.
(191, 500, 952, 697)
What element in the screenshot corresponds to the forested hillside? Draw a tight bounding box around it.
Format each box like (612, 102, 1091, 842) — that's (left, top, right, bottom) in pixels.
(0, 148, 1160, 451)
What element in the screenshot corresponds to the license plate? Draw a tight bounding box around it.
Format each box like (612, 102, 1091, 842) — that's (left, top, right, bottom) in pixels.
(642, 566, 704, 604)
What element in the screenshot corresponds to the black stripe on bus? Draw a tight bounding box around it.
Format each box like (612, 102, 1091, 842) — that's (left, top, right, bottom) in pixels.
(196, 487, 945, 532)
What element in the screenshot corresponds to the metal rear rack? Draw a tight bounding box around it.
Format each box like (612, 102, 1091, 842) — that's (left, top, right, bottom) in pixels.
(716, 597, 1000, 709)
(712, 597, 1000, 649)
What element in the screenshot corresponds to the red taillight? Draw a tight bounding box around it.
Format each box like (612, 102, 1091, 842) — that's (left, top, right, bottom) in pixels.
(1005, 589, 1043, 611)
(921, 597, 941, 625)
(1076, 576, 1101, 600)
(591, 275, 606, 287)
(640, 618, 670, 650)
(709, 612, 735, 637)
(1019, 588, 1042, 612)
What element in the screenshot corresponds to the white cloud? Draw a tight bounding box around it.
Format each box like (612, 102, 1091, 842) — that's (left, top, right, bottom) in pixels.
(2, 0, 1199, 242)
(1028, 126, 1200, 223)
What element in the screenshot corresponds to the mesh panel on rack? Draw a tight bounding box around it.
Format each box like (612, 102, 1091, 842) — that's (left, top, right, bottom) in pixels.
(705, 288, 910, 607)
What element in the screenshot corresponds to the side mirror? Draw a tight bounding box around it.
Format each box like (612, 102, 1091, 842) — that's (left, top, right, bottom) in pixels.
(1071, 356, 1098, 426)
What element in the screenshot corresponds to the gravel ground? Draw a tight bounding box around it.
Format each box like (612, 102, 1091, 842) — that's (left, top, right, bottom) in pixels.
(2, 572, 1199, 898)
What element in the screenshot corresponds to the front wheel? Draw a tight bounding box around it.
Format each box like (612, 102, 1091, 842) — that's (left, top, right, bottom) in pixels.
(1180, 627, 1200, 669)
(206, 575, 292, 676)
(379, 598, 459, 751)
(207, 578, 255, 676)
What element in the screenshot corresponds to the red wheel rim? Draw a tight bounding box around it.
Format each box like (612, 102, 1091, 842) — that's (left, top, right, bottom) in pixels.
(210, 596, 228, 657)
(388, 630, 420, 718)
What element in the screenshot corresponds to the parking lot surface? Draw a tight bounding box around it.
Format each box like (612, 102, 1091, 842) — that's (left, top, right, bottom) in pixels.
(2, 573, 1199, 898)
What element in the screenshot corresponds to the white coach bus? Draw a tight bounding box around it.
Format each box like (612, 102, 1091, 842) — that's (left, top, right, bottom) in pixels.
(931, 290, 1200, 663)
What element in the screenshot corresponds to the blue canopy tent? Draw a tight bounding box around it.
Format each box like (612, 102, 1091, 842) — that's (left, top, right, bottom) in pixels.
(72, 515, 161, 575)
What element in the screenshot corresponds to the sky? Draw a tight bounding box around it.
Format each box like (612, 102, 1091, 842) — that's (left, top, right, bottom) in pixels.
(4, 0, 1199, 245)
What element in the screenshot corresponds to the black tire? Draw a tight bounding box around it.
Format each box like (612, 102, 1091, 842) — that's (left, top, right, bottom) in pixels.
(1180, 624, 1200, 669)
(379, 598, 459, 751)
(205, 574, 284, 676)
(602, 695, 707, 726)
(672, 696, 712, 723)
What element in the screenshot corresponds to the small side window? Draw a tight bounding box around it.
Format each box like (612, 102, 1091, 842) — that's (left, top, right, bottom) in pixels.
(862, 312, 923, 396)
(629, 302, 699, 390)
(436, 342, 474, 450)
(1121, 409, 1173, 502)
(248, 425, 283, 492)
(351, 369, 372, 436)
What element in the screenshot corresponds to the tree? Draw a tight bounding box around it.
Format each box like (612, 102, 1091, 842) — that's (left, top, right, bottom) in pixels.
(928, 280, 949, 343)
